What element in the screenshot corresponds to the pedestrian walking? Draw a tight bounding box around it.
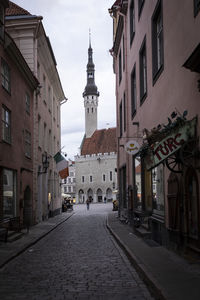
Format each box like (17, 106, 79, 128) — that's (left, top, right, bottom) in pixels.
(86, 199, 90, 210)
(104, 197, 107, 203)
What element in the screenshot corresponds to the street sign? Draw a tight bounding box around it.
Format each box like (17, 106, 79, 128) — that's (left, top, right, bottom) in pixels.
(125, 140, 140, 155)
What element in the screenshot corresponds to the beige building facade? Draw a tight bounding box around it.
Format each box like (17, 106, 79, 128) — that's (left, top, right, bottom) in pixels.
(6, 2, 67, 223)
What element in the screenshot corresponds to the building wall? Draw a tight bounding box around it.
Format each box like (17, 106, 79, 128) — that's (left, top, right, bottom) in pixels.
(111, 0, 200, 254)
(5, 15, 65, 223)
(75, 153, 117, 203)
(0, 33, 36, 223)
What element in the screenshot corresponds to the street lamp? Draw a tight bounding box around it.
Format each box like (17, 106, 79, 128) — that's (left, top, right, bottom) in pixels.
(38, 152, 50, 175)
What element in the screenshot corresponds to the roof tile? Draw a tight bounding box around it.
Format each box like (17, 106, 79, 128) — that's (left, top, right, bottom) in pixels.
(6, 1, 31, 16)
(81, 128, 117, 155)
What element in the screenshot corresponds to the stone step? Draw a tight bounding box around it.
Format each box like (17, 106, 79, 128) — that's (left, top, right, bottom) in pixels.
(7, 231, 24, 242)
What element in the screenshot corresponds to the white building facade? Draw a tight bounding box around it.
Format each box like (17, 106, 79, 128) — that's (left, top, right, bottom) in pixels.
(75, 40, 117, 204)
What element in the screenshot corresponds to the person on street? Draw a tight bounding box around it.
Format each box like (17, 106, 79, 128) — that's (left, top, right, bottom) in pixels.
(86, 199, 90, 210)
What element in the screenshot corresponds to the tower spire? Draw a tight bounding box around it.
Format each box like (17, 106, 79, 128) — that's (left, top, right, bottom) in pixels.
(83, 33, 100, 138)
(89, 28, 91, 48)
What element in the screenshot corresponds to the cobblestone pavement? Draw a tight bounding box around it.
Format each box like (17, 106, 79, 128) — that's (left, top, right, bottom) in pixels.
(0, 204, 154, 300)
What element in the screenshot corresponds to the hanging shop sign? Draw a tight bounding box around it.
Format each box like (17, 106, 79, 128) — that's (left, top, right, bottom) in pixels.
(144, 117, 197, 170)
(125, 140, 140, 155)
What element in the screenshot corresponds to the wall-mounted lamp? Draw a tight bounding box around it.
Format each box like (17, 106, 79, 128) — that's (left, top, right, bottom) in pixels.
(38, 152, 50, 175)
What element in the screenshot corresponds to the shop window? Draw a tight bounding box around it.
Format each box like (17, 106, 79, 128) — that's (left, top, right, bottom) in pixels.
(152, 164, 164, 214)
(139, 37, 147, 103)
(3, 169, 16, 218)
(152, 0, 164, 84)
(119, 165, 127, 208)
(144, 167, 152, 211)
(134, 158, 142, 210)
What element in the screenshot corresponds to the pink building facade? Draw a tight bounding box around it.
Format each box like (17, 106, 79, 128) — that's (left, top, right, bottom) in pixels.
(110, 0, 200, 256)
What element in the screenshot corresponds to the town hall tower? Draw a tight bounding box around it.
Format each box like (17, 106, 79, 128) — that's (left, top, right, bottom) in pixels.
(83, 37, 99, 138)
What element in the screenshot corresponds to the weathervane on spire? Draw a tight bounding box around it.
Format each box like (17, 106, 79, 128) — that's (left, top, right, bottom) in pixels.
(89, 28, 91, 47)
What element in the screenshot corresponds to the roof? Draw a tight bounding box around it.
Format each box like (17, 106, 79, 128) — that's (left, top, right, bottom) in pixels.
(81, 128, 117, 155)
(6, 1, 31, 16)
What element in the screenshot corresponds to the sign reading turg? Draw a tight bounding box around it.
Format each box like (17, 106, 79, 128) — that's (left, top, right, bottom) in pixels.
(144, 117, 197, 170)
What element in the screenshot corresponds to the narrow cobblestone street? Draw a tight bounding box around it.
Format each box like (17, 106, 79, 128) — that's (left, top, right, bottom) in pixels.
(0, 204, 154, 300)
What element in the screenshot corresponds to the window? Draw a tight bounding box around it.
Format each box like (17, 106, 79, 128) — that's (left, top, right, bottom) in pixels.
(90, 175, 92, 182)
(119, 101, 123, 137)
(82, 176, 85, 183)
(103, 174, 106, 182)
(2, 106, 11, 143)
(69, 172, 74, 177)
(110, 171, 113, 181)
(123, 92, 126, 132)
(152, 0, 164, 83)
(0, 4, 5, 40)
(25, 93, 30, 114)
(43, 75, 46, 101)
(122, 35, 125, 71)
(119, 49, 122, 83)
(130, 0, 135, 45)
(131, 65, 137, 117)
(1, 59, 10, 93)
(139, 38, 147, 103)
(25, 130, 31, 158)
(194, 0, 200, 17)
(3, 169, 16, 218)
(138, 0, 145, 18)
(134, 158, 142, 210)
(152, 165, 164, 213)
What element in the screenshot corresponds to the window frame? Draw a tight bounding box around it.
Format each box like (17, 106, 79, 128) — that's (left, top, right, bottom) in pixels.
(139, 37, 147, 104)
(129, 0, 135, 45)
(138, 0, 145, 18)
(152, 0, 164, 85)
(0, 4, 5, 40)
(131, 64, 137, 118)
(25, 93, 30, 115)
(2, 106, 11, 144)
(194, 0, 200, 17)
(1, 58, 11, 93)
(119, 48, 122, 84)
(119, 100, 123, 137)
(24, 129, 31, 158)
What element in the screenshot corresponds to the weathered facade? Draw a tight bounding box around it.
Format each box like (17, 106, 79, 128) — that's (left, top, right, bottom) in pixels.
(110, 0, 200, 256)
(5, 2, 67, 223)
(75, 41, 117, 204)
(0, 0, 39, 224)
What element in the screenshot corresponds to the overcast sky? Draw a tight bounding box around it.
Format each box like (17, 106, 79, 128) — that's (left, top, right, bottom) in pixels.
(12, 0, 116, 160)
